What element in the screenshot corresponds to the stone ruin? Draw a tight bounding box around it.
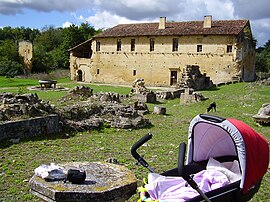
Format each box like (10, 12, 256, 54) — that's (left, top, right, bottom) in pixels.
(0, 92, 55, 122)
(91, 92, 120, 103)
(180, 88, 208, 104)
(131, 78, 157, 103)
(177, 65, 213, 90)
(60, 86, 122, 103)
(58, 86, 150, 131)
(59, 86, 93, 102)
(257, 77, 270, 85)
(0, 86, 152, 140)
(131, 78, 147, 94)
(252, 103, 270, 125)
(175, 65, 212, 104)
(60, 101, 150, 131)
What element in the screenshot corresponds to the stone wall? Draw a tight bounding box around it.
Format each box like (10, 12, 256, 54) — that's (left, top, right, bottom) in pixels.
(70, 34, 255, 86)
(0, 114, 61, 141)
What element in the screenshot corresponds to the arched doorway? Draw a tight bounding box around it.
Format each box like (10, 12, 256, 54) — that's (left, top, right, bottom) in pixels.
(77, 70, 83, 81)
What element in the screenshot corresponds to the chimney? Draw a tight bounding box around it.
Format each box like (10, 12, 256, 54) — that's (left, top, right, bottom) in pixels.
(159, 17, 166, 29)
(203, 15, 212, 28)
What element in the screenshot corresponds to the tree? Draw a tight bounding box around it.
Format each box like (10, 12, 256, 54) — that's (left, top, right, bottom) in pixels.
(0, 39, 20, 61)
(0, 59, 23, 77)
(0, 24, 102, 74)
(256, 39, 270, 74)
(34, 26, 62, 52)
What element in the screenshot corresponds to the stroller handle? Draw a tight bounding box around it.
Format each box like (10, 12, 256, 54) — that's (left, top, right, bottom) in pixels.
(131, 133, 152, 160)
(178, 142, 186, 176)
(131, 133, 155, 173)
(200, 114, 226, 123)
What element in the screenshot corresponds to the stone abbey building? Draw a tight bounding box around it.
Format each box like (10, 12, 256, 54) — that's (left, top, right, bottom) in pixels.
(69, 16, 256, 86)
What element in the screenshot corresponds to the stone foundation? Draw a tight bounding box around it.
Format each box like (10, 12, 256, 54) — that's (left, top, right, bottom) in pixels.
(29, 162, 137, 202)
(0, 114, 61, 141)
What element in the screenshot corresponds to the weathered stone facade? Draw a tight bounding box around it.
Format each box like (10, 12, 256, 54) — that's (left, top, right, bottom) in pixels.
(70, 16, 256, 86)
(18, 40, 33, 74)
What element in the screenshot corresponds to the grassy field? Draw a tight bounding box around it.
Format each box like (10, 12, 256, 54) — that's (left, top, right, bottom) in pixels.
(0, 76, 269, 201)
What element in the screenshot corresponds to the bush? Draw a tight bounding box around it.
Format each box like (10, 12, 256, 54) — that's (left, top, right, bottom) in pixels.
(0, 59, 23, 77)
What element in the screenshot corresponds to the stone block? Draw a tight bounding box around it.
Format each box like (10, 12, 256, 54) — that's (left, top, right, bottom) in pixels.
(153, 106, 166, 115)
(29, 162, 137, 202)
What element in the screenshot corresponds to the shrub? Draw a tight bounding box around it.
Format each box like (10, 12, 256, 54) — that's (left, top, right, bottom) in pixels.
(0, 59, 23, 77)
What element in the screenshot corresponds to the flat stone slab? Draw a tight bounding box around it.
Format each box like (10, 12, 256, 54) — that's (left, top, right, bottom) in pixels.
(29, 162, 137, 202)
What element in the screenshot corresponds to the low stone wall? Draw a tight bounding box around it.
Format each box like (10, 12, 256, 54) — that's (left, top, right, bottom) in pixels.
(0, 114, 61, 141)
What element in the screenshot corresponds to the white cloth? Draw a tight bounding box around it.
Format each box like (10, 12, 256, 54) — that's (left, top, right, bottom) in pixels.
(34, 163, 66, 180)
(145, 158, 241, 202)
(206, 157, 241, 183)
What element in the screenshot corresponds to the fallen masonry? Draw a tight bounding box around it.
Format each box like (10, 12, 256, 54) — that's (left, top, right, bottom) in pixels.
(0, 90, 151, 140)
(253, 103, 270, 125)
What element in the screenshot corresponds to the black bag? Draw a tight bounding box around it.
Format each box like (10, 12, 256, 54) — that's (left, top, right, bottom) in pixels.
(67, 169, 86, 184)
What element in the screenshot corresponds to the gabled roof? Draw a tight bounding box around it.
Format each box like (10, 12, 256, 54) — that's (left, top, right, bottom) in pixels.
(94, 19, 249, 38)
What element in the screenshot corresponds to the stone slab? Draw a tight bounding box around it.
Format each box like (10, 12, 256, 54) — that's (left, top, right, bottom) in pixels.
(29, 162, 137, 202)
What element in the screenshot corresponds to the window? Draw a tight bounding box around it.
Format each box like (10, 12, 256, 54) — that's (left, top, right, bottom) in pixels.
(97, 69, 100, 74)
(172, 38, 178, 52)
(117, 39, 121, 51)
(197, 45, 202, 52)
(227, 45, 232, 53)
(131, 39, 135, 51)
(96, 41, 100, 52)
(133, 70, 136, 76)
(150, 38, 155, 52)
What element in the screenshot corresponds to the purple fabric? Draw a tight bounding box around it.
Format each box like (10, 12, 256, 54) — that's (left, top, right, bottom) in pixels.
(145, 170, 230, 202)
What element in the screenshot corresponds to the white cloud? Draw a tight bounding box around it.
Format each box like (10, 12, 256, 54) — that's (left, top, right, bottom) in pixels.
(79, 10, 148, 29)
(251, 18, 270, 47)
(62, 21, 72, 28)
(204, 0, 234, 19)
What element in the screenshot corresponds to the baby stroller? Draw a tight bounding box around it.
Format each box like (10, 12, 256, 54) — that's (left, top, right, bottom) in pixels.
(131, 114, 269, 202)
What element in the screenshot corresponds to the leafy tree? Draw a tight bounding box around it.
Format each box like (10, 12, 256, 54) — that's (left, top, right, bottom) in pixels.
(0, 39, 19, 61)
(34, 26, 62, 52)
(79, 23, 96, 40)
(0, 24, 102, 75)
(256, 39, 270, 74)
(0, 59, 23, 77)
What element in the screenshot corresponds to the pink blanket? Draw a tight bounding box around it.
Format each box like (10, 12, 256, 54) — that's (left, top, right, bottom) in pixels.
(145, 170, 230, 202)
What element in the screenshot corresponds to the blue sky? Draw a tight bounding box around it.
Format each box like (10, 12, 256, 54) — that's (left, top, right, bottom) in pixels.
(0, 0, 270, 47)
(0, 8, 91, 29)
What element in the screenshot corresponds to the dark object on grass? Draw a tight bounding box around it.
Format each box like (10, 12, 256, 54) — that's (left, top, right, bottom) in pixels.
(67, 169, 86, 184)
(207, 102, 216, 112)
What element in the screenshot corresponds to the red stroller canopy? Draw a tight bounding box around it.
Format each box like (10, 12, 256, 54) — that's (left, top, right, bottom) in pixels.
(187, 114, 269, 194)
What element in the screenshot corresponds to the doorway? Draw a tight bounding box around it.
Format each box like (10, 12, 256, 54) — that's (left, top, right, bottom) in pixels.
(170, 71, 178, 85)
(77, 70, 83, 81)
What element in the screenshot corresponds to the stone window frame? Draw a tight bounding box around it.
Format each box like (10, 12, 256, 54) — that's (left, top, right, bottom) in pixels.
(172, 38, 179, 52)
(150, 38, 155, 52)
(131, 39, 135, 51)
(117, 39, 122, 51)
(197, 44, 203, 52)
(96, 40, 101, 52)
(227, 45, 233, 53)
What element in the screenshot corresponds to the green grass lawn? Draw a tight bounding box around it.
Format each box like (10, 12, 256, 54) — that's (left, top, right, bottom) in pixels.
(0, 77, 269, 201)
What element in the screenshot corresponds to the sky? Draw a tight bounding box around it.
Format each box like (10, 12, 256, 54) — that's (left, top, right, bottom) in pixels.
(0, 0, 269, 47)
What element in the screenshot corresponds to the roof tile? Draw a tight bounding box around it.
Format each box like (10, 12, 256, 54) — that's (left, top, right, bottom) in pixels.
(95, 20, 249, 38)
